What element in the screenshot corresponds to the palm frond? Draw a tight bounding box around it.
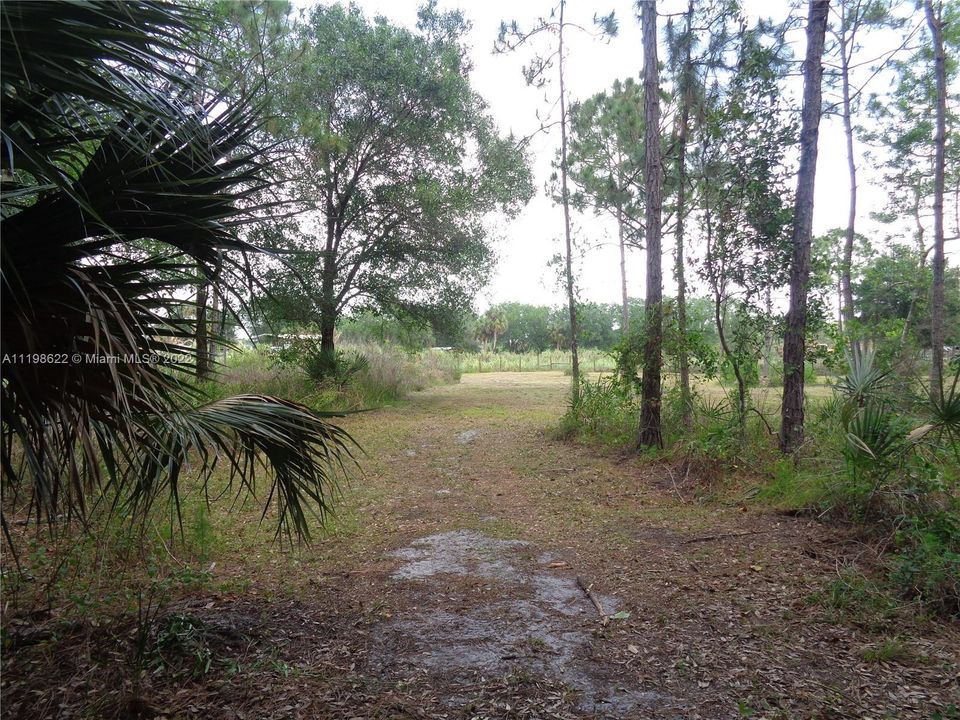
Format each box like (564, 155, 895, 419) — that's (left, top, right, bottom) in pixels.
(1, 1, 357, 543)
(1, 1, 201, 208)
(835, 349, 891, 410)
(912, 366, 960, 462)
(843, 402, 900, 467)
(127, 395, 358, 541)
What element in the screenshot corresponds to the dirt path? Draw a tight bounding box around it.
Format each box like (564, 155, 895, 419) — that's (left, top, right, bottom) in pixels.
(5, 373, 958, 719)
(245, 372, 956, 719)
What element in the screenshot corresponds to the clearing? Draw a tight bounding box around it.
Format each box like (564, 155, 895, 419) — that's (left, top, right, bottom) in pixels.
(4, 372, 958, 719)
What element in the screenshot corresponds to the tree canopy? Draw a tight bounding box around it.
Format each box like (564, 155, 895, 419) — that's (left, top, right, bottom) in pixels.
(247, 3, 533, 358)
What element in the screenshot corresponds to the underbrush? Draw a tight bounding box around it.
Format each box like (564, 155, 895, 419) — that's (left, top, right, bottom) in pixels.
(206, 342, 460, 411)
(561, 356, 960, 617)
(1, 461, 332, 715)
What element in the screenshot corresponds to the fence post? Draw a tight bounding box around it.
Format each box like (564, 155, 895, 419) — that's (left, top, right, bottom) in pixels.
(519, 357, 522, 372)
(478, 356, 481, 373)
(499, 356, 503, 372)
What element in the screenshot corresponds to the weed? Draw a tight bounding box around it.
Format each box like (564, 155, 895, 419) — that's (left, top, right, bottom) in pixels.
(559, 375, 638, 447)
(188, 502, 216, 562)
(858, 637, 912, 663)
(152, 613, 213, 677)
(755, 458, 824, 511)
(930, 706, 960, 720)
(527, 636, 548, 652)
(269, 659, 296, 677)
(812, 568, 901, 619)
(211, 344, 460, 412)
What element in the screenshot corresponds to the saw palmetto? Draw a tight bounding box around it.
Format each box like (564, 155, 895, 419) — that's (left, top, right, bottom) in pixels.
(1, 1, 356, 546)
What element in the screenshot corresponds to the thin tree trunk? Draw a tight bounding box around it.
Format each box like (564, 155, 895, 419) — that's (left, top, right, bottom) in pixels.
(321, 198, 338, 359)
(215, 294, 228, 364)
(208, 289, 221, 368)
(558, 0, 580, 401)
(837, 271, 843, 336)
(674, 0, 694, 430)
(839, 16, 860, 363)
(901, 193, 927, 349)
(925, 0, 946, 397)
(762, 285, 773, 386)
(638, 0, 663, 449)
(780, 0, 829, 454)
(715, 298, 747, 440)
(618, 205, 630, 335)
(196, 280, 211, 380)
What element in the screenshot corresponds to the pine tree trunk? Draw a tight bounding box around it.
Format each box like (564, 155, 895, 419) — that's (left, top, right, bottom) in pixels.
(674, 0, 694, 430)
(618, 205, 630, 335)
(925, 0, 946, 397)
(638, 0, 663, 449)
(839, 19, 860, 363)
(780, 0, 829, 454)
(762, 285, 773, 386)
(558, 0, 580, 401)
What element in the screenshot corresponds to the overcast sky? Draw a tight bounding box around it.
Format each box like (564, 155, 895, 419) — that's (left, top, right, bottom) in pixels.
(307, 0, 944, 311)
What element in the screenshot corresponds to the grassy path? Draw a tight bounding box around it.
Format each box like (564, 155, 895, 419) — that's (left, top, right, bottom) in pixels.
(5, 373, 958, 719)
(238, 372, 957, 718)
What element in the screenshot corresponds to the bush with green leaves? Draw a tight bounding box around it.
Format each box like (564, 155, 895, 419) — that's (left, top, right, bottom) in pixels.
(820, 353, 958, 519)
(561, 376, 639, 446)
(811, 354, 960, 615)
(890, 511, 960, 616)
(274, 338, 369, 387)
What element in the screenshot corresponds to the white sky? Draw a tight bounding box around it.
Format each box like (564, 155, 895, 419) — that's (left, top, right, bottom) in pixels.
(307, 0, 949, 310)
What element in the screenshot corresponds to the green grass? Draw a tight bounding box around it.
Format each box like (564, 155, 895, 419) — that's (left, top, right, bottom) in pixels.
(808, 568, 903, 627)
(858, 637, 913, 664)
(457, 348, 617, 374)
(754, 458, 829, 512)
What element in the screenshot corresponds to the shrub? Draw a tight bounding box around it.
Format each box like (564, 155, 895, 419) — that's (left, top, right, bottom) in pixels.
(808, 359, 960, 616)
(560, 376, 639, 446)
(890, 511, 960, 616)
(766, 358, 817, 387)
(273, 338, 368, 386)
(721, 356, 759, 388)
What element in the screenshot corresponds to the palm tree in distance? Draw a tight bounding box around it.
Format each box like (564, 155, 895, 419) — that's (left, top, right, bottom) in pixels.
(485, 308, 509, 352)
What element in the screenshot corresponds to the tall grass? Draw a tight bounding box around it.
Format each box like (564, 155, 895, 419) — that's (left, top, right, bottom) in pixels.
(206, 344, 461, 411)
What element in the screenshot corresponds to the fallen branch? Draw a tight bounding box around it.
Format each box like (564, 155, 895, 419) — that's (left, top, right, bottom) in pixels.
(748, 407, 778, 436)
(576, 576, 608, 626)
(681, 529, 768, 544)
